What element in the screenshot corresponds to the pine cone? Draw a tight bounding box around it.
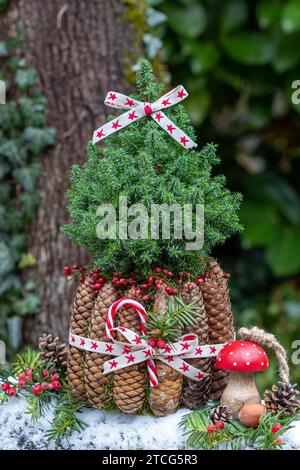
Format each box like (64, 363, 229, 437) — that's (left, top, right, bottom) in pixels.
(149, 287, 182, 416)
(113, 287, 147, 414)
(181, 283, 211, 409)
(84, 282, 118, 409)
(38, 333, 67, 367)
(210, 404, 233, 423)
(67, 277, 96, 403)
(201, 258, 234, 401)
(264, 381, 300, 416)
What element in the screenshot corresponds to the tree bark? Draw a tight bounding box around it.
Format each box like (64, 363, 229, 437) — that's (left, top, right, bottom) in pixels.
(0, 0, 140, 345)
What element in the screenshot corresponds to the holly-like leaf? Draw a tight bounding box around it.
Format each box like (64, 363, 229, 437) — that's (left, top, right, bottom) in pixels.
(13, 164, 40, 192)
(15, 68, 37, 90)
(23, 126, 56, 155)
(0, 242, 15, 276)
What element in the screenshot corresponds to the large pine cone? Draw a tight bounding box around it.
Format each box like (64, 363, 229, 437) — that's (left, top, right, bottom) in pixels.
(67, 278, 96, 403)
(201, 258, 234, 401)
(149, 288, 182, 416)
(264, 381, 300, 416)
(84, 282, 118, 408)
(113, 288, 147, 414)
(38, 333, 68, 367)
(181, 283, 211, 409)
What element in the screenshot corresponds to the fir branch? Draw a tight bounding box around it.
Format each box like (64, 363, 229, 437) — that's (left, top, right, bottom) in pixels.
(146, 295, 204, 341)
(44, 390, 88, 444)
(12, 348, 42, 375)
(180, 405, 300, 450)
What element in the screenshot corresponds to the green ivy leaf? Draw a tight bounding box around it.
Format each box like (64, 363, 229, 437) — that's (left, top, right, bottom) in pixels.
(0, 41, 8, 57)
(266, 227, 300, 276)
(167, 3, 207, 38)
(220, 0, 248, 33)
(0, 241, 15, 276)
(13, 164, 40, 192)
(14, 293, 40, 316)
(189, 43, 220, 74)
(281, 0, 300, 33)
(0, 139, 25, 166)
(257, 0, 282, 29)
(18, 253, 37, 269)
(23, 126, 56, 155)
(222, 32, 275, 65)
(15, 68, 37, 90)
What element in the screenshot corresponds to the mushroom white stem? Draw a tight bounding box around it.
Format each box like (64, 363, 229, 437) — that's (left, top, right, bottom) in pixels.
(220, 371, 260, 416)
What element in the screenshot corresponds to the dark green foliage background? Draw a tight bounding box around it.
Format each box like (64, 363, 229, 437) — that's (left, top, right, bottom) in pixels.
(0, 31, 56, 347)
(62, 60, 242, 277)
(149, 0, 300, 388)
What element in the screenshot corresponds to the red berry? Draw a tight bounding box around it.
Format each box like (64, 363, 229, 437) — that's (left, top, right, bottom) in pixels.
(41, 382, 49, 391)
(274, 437, 283, 444)
(94, 283, 102, 290)
(79, 276, 85, 283)
(223, 273, 230, 279)
(272, 423, 282, 434)
(196, 277, 204, 285)
(165, 286, 172, 295)
(177, 279, 183, 285)
(155, 281, 162, 289)
(154, 267, 161, 273)
(18, 373, 26, 381)
(148, 338, 157, 348)
(52, 380, 62, 391)
(142, 294, 149, 301)
(141, 283, 149, 290)
(18, 379, 27, 389)
(73, 264, 79, 270)
(25, 368, 32, 380)
(1, 383, 10, 392)
(165, 271, 172, 277)
(8, 387, 17, 397)
(157, 339, 167, 349)
(187, 284, 194, 290)
(213, 271, 219, 276)
(171, 288, 178, 295)
(47, 383, 54, 391)
(207, 424, 217, 433)
(51, 373, 60, 381)
(99, 276, 107, 283)
(32, 384, 42, 395)
(215, 420, 224, 430)
(148, 276, 154, 285)
(152, 329, 160, 336)
(135, 289, 142, 295)
(42, 370, 49, 378)
(64, 266, 72, 276)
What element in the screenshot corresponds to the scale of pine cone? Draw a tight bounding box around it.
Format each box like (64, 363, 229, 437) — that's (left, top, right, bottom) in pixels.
(84, 282, 118, 409)
(67, 277, 96, 403)
(181, 282, 211, 409)
(210, 404, 233, 423)
(39, 333, 67, 367)
(113, 287, 147, 414)
(149, 287, 182, 416)
(264, 381, 300, 416)
(201, 258, 234, 401)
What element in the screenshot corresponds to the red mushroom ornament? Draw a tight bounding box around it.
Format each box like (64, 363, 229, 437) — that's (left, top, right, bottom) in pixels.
(216, 340, 269, 416)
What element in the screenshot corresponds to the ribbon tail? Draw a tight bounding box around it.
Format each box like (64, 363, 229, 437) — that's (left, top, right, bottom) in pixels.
(159, 356, 208, 381)
(151, 112, 197, 149)
(93, 105, 144, 145)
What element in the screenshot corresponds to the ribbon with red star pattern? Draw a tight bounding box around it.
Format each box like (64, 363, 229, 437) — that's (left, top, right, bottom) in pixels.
(92, 85, 197, 149)
(69, 298, 225, 388)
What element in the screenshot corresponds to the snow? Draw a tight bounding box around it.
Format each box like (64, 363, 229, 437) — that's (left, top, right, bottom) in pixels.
(0, 398, 300, 450)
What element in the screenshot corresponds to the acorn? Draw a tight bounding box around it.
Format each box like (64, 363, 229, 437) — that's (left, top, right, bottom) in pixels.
(238, 403, 266, 428)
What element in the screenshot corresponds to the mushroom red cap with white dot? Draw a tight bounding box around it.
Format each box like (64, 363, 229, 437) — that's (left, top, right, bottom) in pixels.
(215, 340, 269, 372)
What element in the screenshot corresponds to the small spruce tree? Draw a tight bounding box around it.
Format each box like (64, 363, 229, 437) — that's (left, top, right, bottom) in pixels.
(61, 60, 242, 277)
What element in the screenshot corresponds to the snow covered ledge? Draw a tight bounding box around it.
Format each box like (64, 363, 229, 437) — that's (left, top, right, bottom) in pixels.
(1, 398, 300, 450)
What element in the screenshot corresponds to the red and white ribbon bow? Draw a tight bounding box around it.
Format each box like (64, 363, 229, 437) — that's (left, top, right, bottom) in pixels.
(69, 298, 225, 388)
(92, 85, 197, 149)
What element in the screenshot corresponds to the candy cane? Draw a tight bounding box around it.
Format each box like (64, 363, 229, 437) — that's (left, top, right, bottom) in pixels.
(106, 297, 158, 387)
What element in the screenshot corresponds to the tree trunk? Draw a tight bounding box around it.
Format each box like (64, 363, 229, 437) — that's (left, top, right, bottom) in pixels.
(0, 0, 141, 345)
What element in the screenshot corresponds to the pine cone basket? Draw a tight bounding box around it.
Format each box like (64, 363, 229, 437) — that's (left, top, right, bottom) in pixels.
(149, 288, 182, 416)
(113, 288, 147, 414)
(264, 381, 300, 416)
(84, 282, 118, 409)
(210, 405, 233, 423)
(38, 333, 67, 367)
(67, 278, 96, 402)
(181, 283, 211, 409)
(201, 258, 234, 401)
